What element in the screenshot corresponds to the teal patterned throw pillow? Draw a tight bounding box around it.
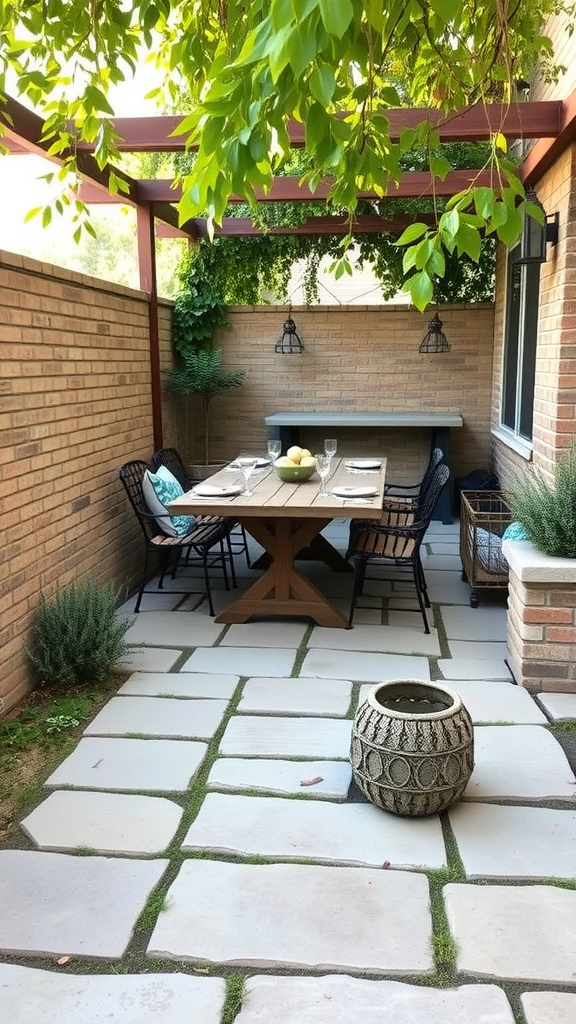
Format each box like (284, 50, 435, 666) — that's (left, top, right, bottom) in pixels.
(142, 466, 194, 537)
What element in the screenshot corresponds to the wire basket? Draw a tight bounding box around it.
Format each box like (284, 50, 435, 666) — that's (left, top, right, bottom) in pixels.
(459, 490, 513, 607)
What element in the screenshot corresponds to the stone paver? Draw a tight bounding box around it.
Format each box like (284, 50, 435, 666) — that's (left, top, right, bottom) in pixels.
(444, 882, 576, 983)
(219, 622, 309, 647)
(307, 625, 441, 656)
(181, 646, 297, 676)
(435, 680, 545, 724)
(357, 678, 545, 724)
(45, 737, 207, 792)
(463, 726, 576, 801)
(206, 758, 352, 799)
(20, 791, 183, 855)
(182, 793, 447, 868)
(117, 672, 239, 699)
(441, 605, 508, 641)
(439, 657, 512, 680)
(0, 964, 225, 1024)
(83, 696, 228, 739)
(0, 851, 167, 958)
(219, 716, 351, 758)
(237, 677, 352, 716)
(115, 647, 183, 673)
(147, 860, 433, 974)
(300, 650, 430, 683)
(448, 802, 576, 879)
(235, 976, 515, 1024)
(124, 611, 225, 646)
(447, 640, 509, 660)
(537, 691, 576, 721)
(521, 991, 576, 1024)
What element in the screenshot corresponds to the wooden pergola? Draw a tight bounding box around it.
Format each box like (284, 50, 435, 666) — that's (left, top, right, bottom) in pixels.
(2, 90, 576, 446)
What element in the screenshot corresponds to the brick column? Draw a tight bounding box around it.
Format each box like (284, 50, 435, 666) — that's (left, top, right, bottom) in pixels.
(503, 540, 576, 694)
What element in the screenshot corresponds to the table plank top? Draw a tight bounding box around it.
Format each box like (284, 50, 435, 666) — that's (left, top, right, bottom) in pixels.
(265, 411, 463, 427)
(167, 457, 387, 520)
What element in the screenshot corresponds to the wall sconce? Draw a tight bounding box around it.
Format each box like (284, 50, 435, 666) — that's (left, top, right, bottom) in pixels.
(517, 187, 559, 265)
(419, 309, 451, 354)
(274, 306, 304, 354)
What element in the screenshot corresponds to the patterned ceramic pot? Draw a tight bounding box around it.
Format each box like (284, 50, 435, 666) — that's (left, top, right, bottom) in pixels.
(351, 680, 474, 816)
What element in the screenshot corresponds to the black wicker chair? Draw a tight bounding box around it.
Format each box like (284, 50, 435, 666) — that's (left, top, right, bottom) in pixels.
(348, 447, 445, 550)
(346, 463, 450, 633)
(119, 459, 238, 615)
(152, 447, 252, 568)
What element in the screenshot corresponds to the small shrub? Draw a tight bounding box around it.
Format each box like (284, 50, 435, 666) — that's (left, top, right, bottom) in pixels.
(511, 445, 576, 559)
(26, 576, 133, 688)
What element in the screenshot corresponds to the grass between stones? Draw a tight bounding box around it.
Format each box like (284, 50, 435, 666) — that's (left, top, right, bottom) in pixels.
(223, 974, 246, 1024)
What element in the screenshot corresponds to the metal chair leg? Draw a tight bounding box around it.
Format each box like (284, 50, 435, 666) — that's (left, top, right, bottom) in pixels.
(412, 559, 430, 633)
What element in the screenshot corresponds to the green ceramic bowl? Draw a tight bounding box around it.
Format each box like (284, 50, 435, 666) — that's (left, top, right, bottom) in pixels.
(274, 460, 316, 483)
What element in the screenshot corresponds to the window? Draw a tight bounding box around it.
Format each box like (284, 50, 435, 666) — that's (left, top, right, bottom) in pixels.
(501, 245, 540, 442)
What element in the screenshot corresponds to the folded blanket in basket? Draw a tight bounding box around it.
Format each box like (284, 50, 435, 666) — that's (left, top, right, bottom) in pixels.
(474, 526, 509, 575)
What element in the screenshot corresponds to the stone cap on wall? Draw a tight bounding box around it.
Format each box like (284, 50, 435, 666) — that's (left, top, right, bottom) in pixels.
(503, 540, 576, 584)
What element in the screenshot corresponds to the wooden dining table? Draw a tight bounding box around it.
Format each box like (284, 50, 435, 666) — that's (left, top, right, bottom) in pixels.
(167, 456, 387, 627)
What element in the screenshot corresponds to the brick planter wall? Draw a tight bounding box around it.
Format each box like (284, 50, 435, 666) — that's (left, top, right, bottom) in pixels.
(503, 540, 576, 694)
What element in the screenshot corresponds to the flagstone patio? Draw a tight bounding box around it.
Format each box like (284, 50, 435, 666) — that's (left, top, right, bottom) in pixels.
(1, 520, 576, 1023)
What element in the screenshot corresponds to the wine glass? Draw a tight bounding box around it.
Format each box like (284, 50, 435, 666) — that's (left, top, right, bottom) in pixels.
(267, 438, 282, 462)
(237, 454, 259, 496)
(315, 453, 331, 497)
(324, 438, 337, 462)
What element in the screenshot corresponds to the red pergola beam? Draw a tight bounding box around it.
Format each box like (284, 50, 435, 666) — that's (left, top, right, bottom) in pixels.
(88, 102, 561, 152)
(520, 87, 576, 186)
(190, 213, 439, 237)
(137, 169, 493, 204)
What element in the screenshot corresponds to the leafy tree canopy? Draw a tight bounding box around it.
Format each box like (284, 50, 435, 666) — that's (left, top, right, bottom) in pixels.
(0, 0, 571, 306)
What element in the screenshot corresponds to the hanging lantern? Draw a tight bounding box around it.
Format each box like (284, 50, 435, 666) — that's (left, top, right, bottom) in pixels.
(419, 309, 451, 354)
(517, 187, 559, 265)
(275, 306, 304, 354)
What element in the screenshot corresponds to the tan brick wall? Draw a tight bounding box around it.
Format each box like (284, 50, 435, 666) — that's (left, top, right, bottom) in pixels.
(199, 303, 495, 487)
(0, 250, 176, 714)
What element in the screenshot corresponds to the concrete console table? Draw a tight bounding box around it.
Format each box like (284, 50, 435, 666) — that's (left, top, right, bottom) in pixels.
(265, 411, 464, 523)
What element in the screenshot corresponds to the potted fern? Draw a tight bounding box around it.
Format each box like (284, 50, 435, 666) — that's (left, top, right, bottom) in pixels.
(164, 283, 246, 478)
(164, 346, 246, 478)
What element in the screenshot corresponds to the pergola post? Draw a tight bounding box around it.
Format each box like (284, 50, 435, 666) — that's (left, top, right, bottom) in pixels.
(137, 202, 163, 452)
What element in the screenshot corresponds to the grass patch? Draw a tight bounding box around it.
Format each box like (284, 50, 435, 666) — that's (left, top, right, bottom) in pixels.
(427, 867, 460, 978)
(222, 973, 246, 1024)
(0, 676, 124, 843)
(137, 888, 172, 931)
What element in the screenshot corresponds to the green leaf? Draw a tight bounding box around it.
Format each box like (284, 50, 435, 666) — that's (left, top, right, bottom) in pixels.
(454, 222, 481, 261)
(407, 271, 434, 311)
(496, 205, 523, 246)
(473, 187, 494, 220)
(310, 65, 336, 106)
(440, 208, 459, 242)
(319, 0, 353, 37)
(429, 0, 461, 23)
(429, 153, 452, 180)
(396, 222, 429, 246)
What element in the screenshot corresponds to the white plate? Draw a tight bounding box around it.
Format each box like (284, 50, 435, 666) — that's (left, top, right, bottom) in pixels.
(331, 486, 378, 499)
(192, 484, 243, 498)
(345, 460, 382, 470)
(229, 457, 269, 469)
